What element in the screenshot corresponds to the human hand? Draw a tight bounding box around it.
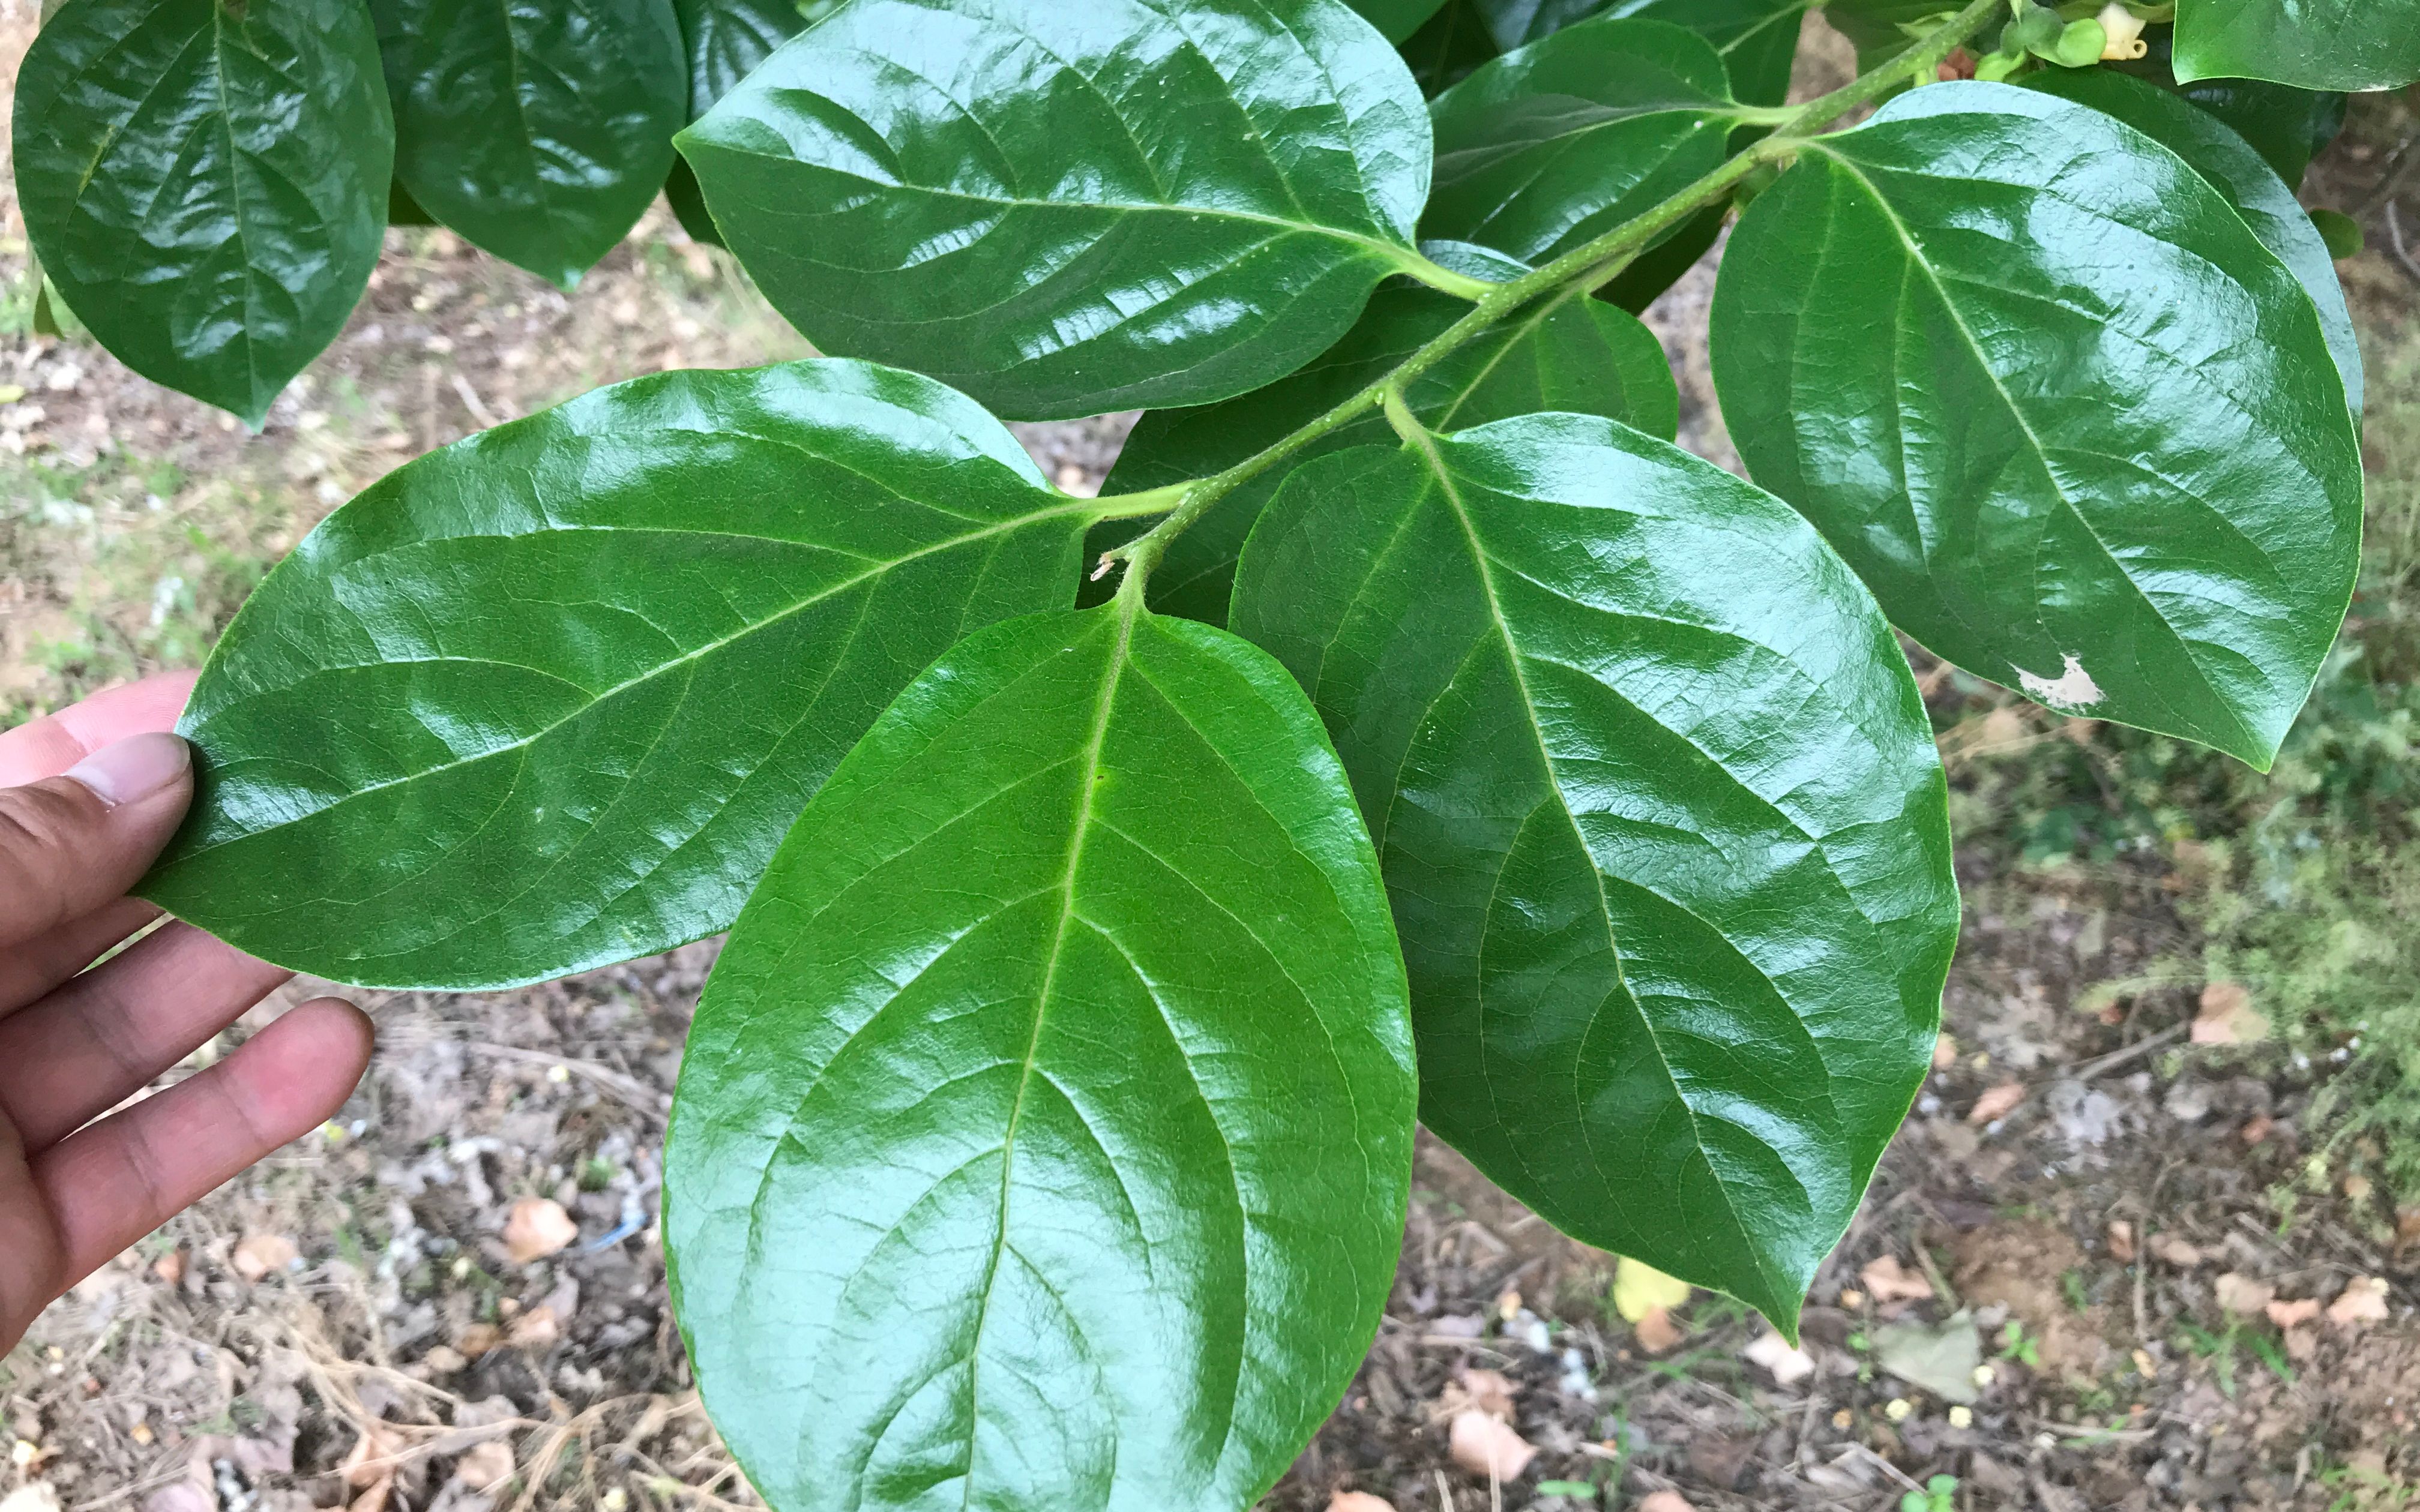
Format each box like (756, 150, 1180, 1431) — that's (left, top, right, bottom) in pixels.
(0, 675, 374, 1351)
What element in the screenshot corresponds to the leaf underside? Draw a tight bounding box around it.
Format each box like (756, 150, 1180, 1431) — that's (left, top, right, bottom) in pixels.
(679, 0, 1433, 421)
(667, 604, 1416, 1512)
(143, 360, 1092, 990)
(1711, 82, 2361, 767)
(1230, 414, 1957, 1325)
(14, 0, 394, 425)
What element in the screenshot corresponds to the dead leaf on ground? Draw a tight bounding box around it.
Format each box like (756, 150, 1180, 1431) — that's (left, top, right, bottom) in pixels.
(1327, 1494, 1395, 1512)
(1634, 1305, 1684, 1354)
(1637, 1493, 1698, 1512)
(2215, 1273, 2275, 1315)
(2191, 980, 2268, 1045)
(230, 1234, 298, 1282)
(453, 1439, 517, 1493)
(342, 1421, 405, 1489)
(1744, 1329, 1814, 1386)
(506, 1305, 561, 1350)
(1967, 1081, 2025, 1124)
(1861, 1254, 1935, 1303)
(1612, 1256, 1690, 1322)
(2266, 1298, 2322, 1329)
(502, 1197, 578, 1264)
(2105, 1220, 2136, 1262)
(2329, 1276, 2391, 1327)
(1450, 1367, 1516, 1420)
(1447, 1409, 1535, 1481)
(456, 1322, 502, 1358)
(2240, 1115, 2274, 1145)
(2149, 1234, 2204, 1268)
(1932, 1033, 1958, 1070)
(151, 1247, 187, 1286)
(1874, 1311, 1982, 1405)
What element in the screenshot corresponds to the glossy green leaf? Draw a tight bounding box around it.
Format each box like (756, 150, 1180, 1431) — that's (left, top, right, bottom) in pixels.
(2108, 31, 2349, 187)
(2167, 73, 2346, 186)
(1424, 17, 1738, 264)
(1353, 0, 1452, 41)
(372, 0, 686, 288)
(671, 0, 808, 118)
(2028, 67, 2359, 415)
(1402, 0, 1499, 93)
(14, 0, 393, 427)
(143, 360, 1098, 990)
(662, 0, 811, 248)
(1228, 415, 1957, 1325)
(2174, 0, 2420, 90)
(1092, 242, 1676, 624)
(1710, 82, 2361, 766)
(1478, 0, 1808, 103)
(666, 601, 1415, 1512)
(680, 0, 1433, 422)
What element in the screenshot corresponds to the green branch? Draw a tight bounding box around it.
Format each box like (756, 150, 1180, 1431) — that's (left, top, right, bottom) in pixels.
(1097, 0, 2007, 589)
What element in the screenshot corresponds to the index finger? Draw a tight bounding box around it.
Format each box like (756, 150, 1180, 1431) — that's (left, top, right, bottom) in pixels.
(0, 673, 199, 787)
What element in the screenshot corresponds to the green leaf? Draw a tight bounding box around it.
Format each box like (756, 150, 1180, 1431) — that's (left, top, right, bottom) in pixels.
(679, 0, 1433, 422)
(371, 0, 687, 288)
(666, 601, 1414, 1512)
(2311, 206, 2362, 260)
(142, 360, 1098, 990)
(1822, 0, 1955, 69)
(2175, 0, 2420, 90)
(1227, 414, 1956, 1327)
(2164, 73, 2346, 187)
(1478, 0, 1809, 104)
(670, 0, 807, 118)
(13, 0, 393, 427)
(662, 0, 813, 248)
(1353, 0, 1452, 41)
(1709, 82, 2361, 766)
(2027, 67, 2360, 415)
(664, 158, 723, 247)
(1092, 242, 1677, 624)
(1402, 0, 1499, 94)
(1423, 17, 1739, 265)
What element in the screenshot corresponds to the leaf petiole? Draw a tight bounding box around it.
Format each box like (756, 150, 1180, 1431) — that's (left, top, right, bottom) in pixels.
(1095, 0, 2006, 595)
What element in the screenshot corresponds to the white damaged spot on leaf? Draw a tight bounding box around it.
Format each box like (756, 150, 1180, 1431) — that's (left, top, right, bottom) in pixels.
(2017, 653, 2103, 711)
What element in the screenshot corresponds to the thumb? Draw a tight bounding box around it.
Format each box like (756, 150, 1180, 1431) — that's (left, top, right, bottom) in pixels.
(0, 733, 193, 952)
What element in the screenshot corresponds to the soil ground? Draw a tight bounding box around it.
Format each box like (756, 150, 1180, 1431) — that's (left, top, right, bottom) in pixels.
(4, 9, 2420, 1511)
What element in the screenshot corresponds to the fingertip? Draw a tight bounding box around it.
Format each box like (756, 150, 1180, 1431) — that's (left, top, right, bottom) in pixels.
(236, 998, 376, 1130)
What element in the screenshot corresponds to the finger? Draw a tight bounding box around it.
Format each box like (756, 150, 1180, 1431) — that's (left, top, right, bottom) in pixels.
(33, 998, 372, 1288)
(0, 733, 193, 953)
(0, 921, 290, 1149)
(0, 896, 161, 1015)
(0, 1111, 66, 1350)
(0, 672, 197, 787)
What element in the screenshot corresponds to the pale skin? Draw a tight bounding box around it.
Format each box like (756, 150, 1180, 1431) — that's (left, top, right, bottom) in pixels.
(0, 673, 374, 1351)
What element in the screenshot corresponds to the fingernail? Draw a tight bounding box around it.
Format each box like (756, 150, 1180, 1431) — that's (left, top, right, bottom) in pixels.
(64, 731, 191, 807)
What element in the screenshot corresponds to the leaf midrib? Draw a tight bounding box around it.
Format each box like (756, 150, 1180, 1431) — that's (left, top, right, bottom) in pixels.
(958, 604, 1131, 1512)
(1397, 425, 1787, 1309)
(1808, 142, 2263, 755)
(168, 495, 1097, 868)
